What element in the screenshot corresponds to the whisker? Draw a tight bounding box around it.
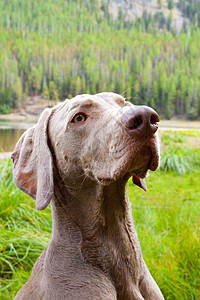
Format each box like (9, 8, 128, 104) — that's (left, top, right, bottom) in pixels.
(79, 174, 88, 192)
(121, 84, 136, 96)
(73, 173, 86, 179)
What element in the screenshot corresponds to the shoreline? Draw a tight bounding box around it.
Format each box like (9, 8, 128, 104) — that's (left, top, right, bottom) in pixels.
(159, 120, 200, 130)
(0, 97, 59, 122)
(0, 113, 39, 122)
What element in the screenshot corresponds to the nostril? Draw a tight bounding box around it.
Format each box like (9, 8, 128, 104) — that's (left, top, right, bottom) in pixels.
(121, 106, 159, 136)
(130, 115, 143, 129)
(149, 113, 160, 134)
(150, 113, 160, 125)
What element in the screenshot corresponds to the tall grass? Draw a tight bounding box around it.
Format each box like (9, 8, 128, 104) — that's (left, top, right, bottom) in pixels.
(0, 159, 51, 299)
(160, 146, 200, 175)
(127, 171, 200, 299)
(160, 131, 200, 175)
(1, 131, 200, 299)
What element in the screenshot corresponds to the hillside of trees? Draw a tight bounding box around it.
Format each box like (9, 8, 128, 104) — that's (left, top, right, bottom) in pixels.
(0, 0, 200, 119)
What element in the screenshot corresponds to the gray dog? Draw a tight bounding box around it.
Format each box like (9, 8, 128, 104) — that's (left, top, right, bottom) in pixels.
(12, 92, 164, 299)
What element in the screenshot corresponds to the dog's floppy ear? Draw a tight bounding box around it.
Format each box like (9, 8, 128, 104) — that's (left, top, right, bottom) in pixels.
(11, 108, 54, 211)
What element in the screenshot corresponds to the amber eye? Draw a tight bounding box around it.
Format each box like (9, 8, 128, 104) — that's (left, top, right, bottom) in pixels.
(72, 113, 87, 123)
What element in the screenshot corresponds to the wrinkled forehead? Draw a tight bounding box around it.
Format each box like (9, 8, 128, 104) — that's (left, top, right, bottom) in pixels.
(67, 92, 126, 111)
(49, 93, 130, 141)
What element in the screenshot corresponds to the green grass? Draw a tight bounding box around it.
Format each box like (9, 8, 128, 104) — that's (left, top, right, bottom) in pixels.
(175, 130, 200, 137)
(128, 172, 200, 299)
(161, 132, 188, 146)
(0, 159, 52, 299)
(160, 130, 200, 175)
(160, 146, 200, 174)
(1, 136, 200, 299)
(160, 130, 200, 142)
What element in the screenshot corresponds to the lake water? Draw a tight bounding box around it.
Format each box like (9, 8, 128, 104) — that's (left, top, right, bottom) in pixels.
(0, 119, 36, 152)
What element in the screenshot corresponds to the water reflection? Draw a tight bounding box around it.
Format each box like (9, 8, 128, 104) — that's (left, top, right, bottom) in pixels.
(0, 128, 26, 152)
(0, 119, 35, 152)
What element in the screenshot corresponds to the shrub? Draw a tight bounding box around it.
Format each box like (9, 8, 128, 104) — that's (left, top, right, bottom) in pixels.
(0, 105, 11, 114)
(160, 146, 200, 174)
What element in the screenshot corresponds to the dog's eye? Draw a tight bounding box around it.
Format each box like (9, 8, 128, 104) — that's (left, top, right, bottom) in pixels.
(72, 113, 87, 123)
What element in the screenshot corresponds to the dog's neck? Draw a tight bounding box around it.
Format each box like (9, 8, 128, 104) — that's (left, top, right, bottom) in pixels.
(49, 175, 143, 299)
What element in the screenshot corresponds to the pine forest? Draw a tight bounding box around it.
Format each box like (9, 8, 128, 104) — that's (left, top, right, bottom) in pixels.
(1, 0, 200, 119)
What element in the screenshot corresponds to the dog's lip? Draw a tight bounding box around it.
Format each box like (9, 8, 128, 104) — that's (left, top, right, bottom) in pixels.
(147, 147, 160, 172)
(96, 161, 149, 185)
(96, 139, 159, 185)
(130, 152, 159, 176)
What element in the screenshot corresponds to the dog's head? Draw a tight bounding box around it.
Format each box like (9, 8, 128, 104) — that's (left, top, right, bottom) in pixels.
(11, 92, 160, 210)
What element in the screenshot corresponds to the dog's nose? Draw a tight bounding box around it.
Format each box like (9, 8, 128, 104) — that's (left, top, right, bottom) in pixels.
(121, 106, 160, 136)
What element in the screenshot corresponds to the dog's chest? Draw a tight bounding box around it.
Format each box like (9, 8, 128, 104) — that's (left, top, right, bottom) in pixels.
(81, 222, 143, 299)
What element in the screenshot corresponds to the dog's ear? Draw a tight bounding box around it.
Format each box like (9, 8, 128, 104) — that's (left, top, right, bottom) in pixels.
(11, 108, 54, 211)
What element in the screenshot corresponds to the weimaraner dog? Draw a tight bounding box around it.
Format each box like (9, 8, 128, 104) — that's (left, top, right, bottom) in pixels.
(12, 92, 164, 300)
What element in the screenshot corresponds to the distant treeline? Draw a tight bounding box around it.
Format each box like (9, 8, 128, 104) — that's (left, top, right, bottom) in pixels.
(0, 0, 200, 119)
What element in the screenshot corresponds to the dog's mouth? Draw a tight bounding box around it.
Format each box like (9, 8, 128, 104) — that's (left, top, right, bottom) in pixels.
(128, 143, 160, 191)
(130, 165, 150, 192)
(98, 148, 159, 191)
(97, 140, 159, 189)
